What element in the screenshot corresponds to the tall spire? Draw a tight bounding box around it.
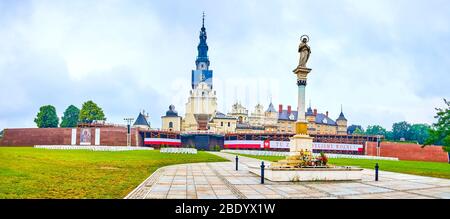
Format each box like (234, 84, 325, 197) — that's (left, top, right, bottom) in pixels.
(196, 12, 210, 68)
(202, 11, 205, 28)
(306, 99, 313, 116)
(337, 104, 347, 121)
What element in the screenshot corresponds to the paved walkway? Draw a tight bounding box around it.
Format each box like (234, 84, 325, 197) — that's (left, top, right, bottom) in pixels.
(125, 152, 450, 199)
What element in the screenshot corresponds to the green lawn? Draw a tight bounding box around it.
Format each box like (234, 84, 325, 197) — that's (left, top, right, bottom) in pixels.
(0, 147, 227, 199)
(229, 153, 450, 179)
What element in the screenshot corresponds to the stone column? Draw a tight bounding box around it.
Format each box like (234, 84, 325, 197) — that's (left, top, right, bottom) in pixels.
(293, 67, 311, 135)
(289, 67, 314, 154)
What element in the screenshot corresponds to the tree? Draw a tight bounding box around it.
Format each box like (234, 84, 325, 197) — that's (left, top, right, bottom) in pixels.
(365, 125, 387, 136)
(353, 127, 364, 135)
(425, 99, 450, 152)
(34, 105, 59, 128)
(392, 121, 411, 141)
(60, 105, 80, 128)
(347, 125, 363, 135)
(408, 124, 430, 144)
(79, 101, 106, 123)
(385, 131, 394, 140)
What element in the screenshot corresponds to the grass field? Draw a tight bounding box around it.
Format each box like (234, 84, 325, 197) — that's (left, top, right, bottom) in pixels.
(0, 147, 227, 199)
(229, 153, 450, 179)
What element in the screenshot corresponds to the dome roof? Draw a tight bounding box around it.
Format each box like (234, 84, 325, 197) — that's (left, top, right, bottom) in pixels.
(165, 105, 179, 117)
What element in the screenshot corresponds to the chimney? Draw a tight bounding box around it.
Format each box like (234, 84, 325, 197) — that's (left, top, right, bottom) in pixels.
(326, 111, 329, 117)
(279, 104, 283, 113)
(287, 105, 292, 115)
(313, 109, 318, 116)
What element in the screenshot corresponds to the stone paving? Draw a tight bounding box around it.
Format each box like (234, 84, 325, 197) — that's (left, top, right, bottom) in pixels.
(125, 152, 450, 199)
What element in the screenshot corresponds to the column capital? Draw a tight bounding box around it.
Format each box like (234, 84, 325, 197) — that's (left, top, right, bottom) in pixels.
(297, 79, 307, 86)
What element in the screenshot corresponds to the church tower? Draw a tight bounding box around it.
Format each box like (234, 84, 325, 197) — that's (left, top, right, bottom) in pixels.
(192, 12, 213, 89)
(183, 13, 218, 131)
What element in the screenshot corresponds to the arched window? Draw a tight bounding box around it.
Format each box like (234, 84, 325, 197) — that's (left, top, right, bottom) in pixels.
(169, 122, 173, 129)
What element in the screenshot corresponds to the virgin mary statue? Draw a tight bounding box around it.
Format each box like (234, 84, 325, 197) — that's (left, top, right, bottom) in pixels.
(298, 36, 311, 68)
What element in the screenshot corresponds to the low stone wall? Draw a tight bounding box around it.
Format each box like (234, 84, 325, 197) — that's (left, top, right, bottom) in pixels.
(34, 145, 154, 151)
(160, 147, 197, 154)
(366, 142, 449, 163)
(222, 149, 399, 161)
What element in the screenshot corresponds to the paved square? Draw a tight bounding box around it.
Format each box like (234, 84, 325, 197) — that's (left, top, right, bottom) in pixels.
(125, 152, 450, 199)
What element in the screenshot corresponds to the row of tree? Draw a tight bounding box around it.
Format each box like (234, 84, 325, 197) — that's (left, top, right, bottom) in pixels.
(347, 122, 431, 144)
(34, 101, 106, 128)
(347, 99, 449, 152)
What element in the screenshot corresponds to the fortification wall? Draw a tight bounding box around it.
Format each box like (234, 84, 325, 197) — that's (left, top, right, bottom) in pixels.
(366, 141, 449, 163)
(0, 127, 141, 147)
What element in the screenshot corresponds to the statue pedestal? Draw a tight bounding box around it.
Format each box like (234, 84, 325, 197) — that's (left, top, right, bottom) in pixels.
(290, 121, 312, 154)
(289, 134, 314, 156)
(293, 66, 312, 80)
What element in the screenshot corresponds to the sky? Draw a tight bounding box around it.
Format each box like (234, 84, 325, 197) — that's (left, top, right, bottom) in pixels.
(0, 0, 449, 131)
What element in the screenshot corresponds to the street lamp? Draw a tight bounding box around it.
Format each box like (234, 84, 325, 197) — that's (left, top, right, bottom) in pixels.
(376, 135, 381, 157)
(124, 118, 134, 147)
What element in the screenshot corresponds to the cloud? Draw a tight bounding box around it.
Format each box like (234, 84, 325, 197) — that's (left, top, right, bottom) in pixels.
(0, 0, 449, 131)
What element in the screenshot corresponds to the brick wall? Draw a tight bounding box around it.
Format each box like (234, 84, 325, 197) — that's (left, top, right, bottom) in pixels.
(0, 127, 141, 147)
(0, 128, 72, 146)
(98, 127, 140, 146)
(366, 141, 449, 163)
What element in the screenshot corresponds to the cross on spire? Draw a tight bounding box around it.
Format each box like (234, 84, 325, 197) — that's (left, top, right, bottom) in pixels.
(202, 11, 205, 28)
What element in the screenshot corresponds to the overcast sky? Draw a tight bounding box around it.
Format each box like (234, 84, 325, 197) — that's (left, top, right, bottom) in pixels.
(0, 0, 449, 131)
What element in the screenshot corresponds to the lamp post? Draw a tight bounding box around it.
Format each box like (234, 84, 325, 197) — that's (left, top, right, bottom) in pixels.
(376, 135, 381, 157)
(124, 118, 134, 147)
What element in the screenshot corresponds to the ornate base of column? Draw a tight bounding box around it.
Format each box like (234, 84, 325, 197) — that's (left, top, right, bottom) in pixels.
(289, 134, 314, 155)
(290, 121, 313, 155)
(295, 121, 308, 135)
(270, 134, 314, 169)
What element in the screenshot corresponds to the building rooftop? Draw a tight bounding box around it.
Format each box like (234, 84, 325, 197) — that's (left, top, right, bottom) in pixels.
(278, 110, 338, 126)
(337, 111, 347, 121)
(236, 123, 265, 130)
(306, 107, 314, 116)
(164, 105, 179, 117)
(266, 102, 277, 113)
(315, 113, 337, 126)
(134, 113, 150, 127)
(278, 110, 298, 121)
(214, 112, 236, 120)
